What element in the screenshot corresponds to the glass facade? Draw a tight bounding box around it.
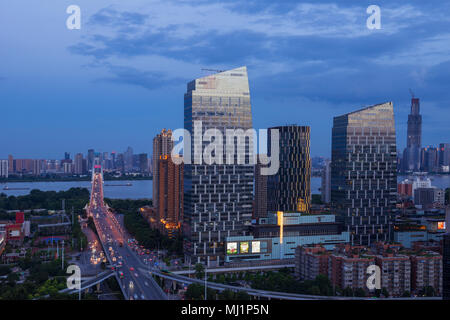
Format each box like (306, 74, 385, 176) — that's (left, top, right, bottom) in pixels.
(331, 102, 397, 246)
(183, 66, 254, 266)
(267, 125, 311, 213)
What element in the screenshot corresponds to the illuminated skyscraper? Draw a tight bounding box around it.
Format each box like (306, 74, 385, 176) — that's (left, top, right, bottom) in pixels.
(152, 129, 174, 209)
(157, 155, 183, 238)
(331, 102, 397, 246)
(267, 125, 311, 213)
(183, 66, 254, 266)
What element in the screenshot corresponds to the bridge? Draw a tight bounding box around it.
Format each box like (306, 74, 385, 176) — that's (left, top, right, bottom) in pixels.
(85, 165, 167, 300)
(80, 165, 442, 301)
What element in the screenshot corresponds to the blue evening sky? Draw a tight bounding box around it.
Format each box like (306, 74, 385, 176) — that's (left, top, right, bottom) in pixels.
(1, 0, 449, 159)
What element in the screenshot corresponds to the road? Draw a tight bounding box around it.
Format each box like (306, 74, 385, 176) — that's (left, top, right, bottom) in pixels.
(88, 172, 167, 300)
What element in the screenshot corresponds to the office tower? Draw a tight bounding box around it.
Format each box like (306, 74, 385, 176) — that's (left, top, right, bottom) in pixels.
(157, 155, 183, 238)
(116, 153, 125, 172)
(124, 146, 134, 172)
(439, 143, 450, 170)
(321, 159, 331, 204)
(64, 152, 70, 160)
(254, 156, 268, 220)
(102, 152, 109, 170)
(111, 151, 117, 170)
(403, 96, 422, 172)
(153, 129, 174, 209)
(421, 146, 439, 172)
(267, 125, 311, 213)
(183, 66, 254, 266)
(74, 153, 84, 174)
(331, 102, 397, 246)
(87, 149, 95, 171)
(8, 155, 13, 173)
(139, 153, 149, 174)
(0, 160, 8, 178)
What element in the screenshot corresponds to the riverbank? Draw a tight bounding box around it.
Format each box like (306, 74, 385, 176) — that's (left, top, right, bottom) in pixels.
(0, 175, 152, 183)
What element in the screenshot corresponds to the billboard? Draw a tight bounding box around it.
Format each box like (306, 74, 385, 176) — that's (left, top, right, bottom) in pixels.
(240, 241, 249, 254)
(438, 221, 446, 230)
(251, 241, 261, 253)
(227, 242, 237, 254)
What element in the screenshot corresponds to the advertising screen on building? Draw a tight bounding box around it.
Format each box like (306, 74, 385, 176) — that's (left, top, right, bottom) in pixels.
(240, 241, 249, 254)
(227, 242, 237, 254)
(251, 241, 260, 253)
(438, 221, 446, 230)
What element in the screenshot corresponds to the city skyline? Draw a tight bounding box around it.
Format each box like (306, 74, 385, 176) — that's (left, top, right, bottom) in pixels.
(2, 1, 450, 159)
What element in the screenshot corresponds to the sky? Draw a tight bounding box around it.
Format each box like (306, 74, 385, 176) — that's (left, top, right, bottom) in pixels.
(1, 0, 450, 159)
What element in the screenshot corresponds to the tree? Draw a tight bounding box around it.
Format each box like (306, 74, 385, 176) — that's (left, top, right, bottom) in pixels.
(401, 290, 411, 297)
(342, 287, 354, 297)
(422, 286, 435, 297)
(381, 287, 389, 298)
(354, 288, 366, 297)
(194, 263, 205, 279)
(235, 291, 251, 300)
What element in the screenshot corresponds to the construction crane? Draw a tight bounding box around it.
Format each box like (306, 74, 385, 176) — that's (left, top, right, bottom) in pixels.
(201, 68, 224, 74)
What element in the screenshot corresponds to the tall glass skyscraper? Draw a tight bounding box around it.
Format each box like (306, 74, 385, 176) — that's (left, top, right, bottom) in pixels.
(331, 102, 397, 246)
(403, 97, 422, 172)
(267, 125, 311, 213)
(183, 67, 254, 266)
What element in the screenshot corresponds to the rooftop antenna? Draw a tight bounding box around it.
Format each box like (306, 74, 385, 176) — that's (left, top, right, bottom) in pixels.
(409, 88, 415, 99)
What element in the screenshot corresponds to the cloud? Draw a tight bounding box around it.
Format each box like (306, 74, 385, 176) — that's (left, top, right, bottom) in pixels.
(66, 0, 450, 117)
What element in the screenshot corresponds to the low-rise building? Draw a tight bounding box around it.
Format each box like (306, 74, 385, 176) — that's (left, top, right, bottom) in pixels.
(410, 251, 443, 296)
(295, 245, 329, 280)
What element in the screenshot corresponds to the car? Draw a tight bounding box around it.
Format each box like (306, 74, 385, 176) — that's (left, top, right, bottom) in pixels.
(129, 281, 134, 289)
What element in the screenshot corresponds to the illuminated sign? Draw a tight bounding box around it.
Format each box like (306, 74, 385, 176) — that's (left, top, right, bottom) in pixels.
(438, 222, 446, 230)
(277, 211, 284, 244)
(240, 242, 249, 254)
(251, 241, 260, 253)
(227, 242, 237, 254)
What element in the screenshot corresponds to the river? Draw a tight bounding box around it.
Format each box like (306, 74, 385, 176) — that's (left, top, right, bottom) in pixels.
(1, 175, 449, 199)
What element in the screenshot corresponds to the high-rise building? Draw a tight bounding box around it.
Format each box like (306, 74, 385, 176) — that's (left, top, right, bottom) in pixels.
(421, 146, 439, 172)
(403, 96, 422, 172)
(74, 153, 85, 175)
(152, 129, 174, 209)
(111, 151, 117, 170)
(331, 102, 397, 246)
(443, 192, 450, 300)
(267, 125, 311, 213)
(87, 149, 95, 172)
(124, 146, 134, 172)
(157, 155, 183, 238)
(439, 143, 450, 170)
(8, 155, 13, 173)
(253, 156, 268, 220)
(139, 153, 149, 174)
(183, 66, 254, 266)
(0, 160, 8, 178)
(321, 159, 331, 204)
